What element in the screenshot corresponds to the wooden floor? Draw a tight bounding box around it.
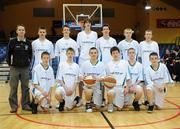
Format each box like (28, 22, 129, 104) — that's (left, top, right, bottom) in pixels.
(0, 82, 180, 129)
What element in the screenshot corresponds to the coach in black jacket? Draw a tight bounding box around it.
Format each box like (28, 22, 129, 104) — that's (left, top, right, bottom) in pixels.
(6, 25, 32, 113)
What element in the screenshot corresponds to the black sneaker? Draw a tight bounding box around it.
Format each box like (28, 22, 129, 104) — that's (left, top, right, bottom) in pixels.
(59, 99, 65, 111)
(74, 96, 81, 106)
(101, 98, 106, 107)
(147, 105, 154, 113)
(85, 103, 92, 112)
(132, 100, 140, 111)
(143, 100, 149, 106)
(31, 101, 38, 114)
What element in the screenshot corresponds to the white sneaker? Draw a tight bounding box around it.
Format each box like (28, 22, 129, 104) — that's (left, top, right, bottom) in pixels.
(86, 103, 92, 113)
(107, 104, 114, 113)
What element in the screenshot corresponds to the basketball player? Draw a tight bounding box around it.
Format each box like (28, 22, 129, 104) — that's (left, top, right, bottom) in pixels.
(145, 52, 171, 113)
(118, 28, 139, 60)
(96, 24, 117, 107)
(32, 26, 54, 69)
(79, 47, 107, 112)
(55, 25, 78, 64)
(77, 19, 98, 106)
(77, 19, 98, 66)
(127, 48, 143, 111)
(55, 48, 80, 111)
(31, 52, 55, 114)
(96, 24, 117, 63)
(139, 30, 159, 105)
(107, 46, 131, 111)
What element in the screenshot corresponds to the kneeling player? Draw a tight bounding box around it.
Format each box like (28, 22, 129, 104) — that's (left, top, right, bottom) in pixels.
(127, 48, 143, 111)
(107, 47, 131, 111)
(31, 52, 55, 114)
(79, 47, 107, 112)
(145, 52, 171, 113)
(55, 48, 80, 111)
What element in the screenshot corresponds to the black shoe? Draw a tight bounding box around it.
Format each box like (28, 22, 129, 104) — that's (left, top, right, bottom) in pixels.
(101, 98, 106, 107)
(74, 96, 80, 105)
(132, 100, 140, 111)
(31, 102, 38, 114)
(59, 99, 65, 111)
(85, 103, 92, 112)
(143, 100, 149, 106)
(147, 105, 154, 113)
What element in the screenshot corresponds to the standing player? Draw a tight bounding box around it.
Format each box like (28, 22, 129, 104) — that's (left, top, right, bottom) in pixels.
(118, 28, 139, 60)
(96, 24, 117, 63)
(55, 48, 80, 111)
(6, 24, 32, 113)
(107, 47, 131, 111)
(55, 25, 78, 64)
(127, 48, 143, 111)
(32, 26, 54, 69)
(145, 52, 171, 113)
(77, 19, 98, 66)
(31, 52, 55, 114)
(139, 30, 159, 105)
(79, 47, 107, 112)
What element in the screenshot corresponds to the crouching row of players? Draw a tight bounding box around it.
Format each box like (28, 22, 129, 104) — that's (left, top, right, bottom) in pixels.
(30, 46, 171, 114)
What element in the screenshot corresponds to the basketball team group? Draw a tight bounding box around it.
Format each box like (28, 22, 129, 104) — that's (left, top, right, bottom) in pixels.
(6, 19, 172, 114)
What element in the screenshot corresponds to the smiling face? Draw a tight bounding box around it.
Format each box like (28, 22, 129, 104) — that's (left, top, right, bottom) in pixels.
(16, 25, 25, 37)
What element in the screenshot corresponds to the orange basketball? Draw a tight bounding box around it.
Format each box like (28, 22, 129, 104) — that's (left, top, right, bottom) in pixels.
(83, 76, 96, 88)
(103, 76, 116, 89)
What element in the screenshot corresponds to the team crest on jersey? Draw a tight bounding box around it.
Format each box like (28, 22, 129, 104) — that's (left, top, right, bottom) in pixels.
(25, 45, 28, 50)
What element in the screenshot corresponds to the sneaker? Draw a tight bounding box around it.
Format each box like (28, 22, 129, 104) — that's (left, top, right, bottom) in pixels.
(107, 104, 114, 113)
(86, 103, 92, 112)
(101, 98, 106, 107)
(143, 100, 149, 106)
(31, 101, 38, 114)
(132, 100, 140, 111)
(76, 97, 82, 107)
(147, 105, 154, 113)
(59, 99, 65, 111)
(74, 96, 81, 107)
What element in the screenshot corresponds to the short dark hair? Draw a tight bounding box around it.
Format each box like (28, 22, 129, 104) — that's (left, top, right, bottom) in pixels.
(128, 47, 135, 53)
(110, 46, 120, 55)
(66, 47, 75, 53)
(89, 47, 98, 54)
(102, 24, 110, 30)
(16, 24, 25, 30)
(149, 52, 158, 58)
(41, 51, 50, 58)
(38, 26, 46, 30)
(84, 19, 92, 24)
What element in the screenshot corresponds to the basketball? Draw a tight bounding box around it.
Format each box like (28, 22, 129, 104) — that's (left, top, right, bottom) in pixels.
(83, 76, 96, 88)
(103, 76, 116, 89)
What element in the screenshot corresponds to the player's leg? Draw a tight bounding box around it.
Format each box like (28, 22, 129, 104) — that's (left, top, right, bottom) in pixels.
(146, 87, 154, 113)
(132, 85, 143, 111)
(84, 86, 93, 112)
(20, 67, 31, 110)
(106, 88, 115, 112)
(9, 67, 19, 113)
(114, 87, 124, 111)
(154, 86, 166, 110)
(55, 87, 65, 111)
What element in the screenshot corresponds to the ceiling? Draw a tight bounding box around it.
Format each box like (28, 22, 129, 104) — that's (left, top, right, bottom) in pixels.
(0, 0, 180, 10)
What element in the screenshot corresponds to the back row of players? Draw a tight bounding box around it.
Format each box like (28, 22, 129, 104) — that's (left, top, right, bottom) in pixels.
(31, 19, 171, 114)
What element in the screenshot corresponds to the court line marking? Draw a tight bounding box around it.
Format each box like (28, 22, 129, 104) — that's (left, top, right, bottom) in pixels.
(101, 112, 114, 129)
(15, 99, 180, 128)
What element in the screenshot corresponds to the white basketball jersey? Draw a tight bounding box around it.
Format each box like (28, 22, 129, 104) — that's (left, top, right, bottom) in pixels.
(32, 39, 54, 68)
(118, 39, 139, 60)
(77, 31, 97, 60)
(56, 62, 79, 88)
(55, 37, 78, 63)
(96, 37, 117, 64)
(107, 60, 130, 87)
(139, 41, 159, 69)
(33, 64, 55, 92)
(128, 61, 143, 84)
(145, 63, 170, 87)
